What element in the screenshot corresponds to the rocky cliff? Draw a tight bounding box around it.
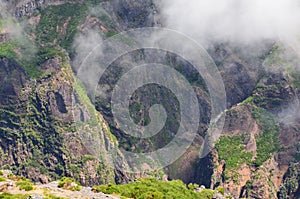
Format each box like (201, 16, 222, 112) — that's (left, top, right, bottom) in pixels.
(0, 0, 299, 199)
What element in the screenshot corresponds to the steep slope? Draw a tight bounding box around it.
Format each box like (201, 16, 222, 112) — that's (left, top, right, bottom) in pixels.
(0, 1, 299, 199)
(0, 51, 120, 185)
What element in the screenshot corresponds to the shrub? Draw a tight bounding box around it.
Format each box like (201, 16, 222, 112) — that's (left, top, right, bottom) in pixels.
(93, 178, 217, 199)
(15, 179, 34, 191)
(252, 106, 280, 166)
(36, 3, 87, 51)
(198, 189, 215, 199)
(58, 177, 82, 191)
(188, 183, 200, 190)
(0, 193, 29, 199)
(215, 134, 253, 171)
(215, 187, 225, 195)
(0, 176, 6, 182)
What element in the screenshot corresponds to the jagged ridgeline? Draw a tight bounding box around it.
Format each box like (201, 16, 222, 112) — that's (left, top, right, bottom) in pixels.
(0, 0, 299, 199)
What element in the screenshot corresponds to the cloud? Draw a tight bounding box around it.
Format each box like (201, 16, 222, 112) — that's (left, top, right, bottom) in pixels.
(72, 30, 105, 95)
(158, 0, 300, 45)
(278, 99, 300, 126)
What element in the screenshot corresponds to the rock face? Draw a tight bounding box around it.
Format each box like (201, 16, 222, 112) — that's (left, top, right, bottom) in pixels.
(5, 0, 80, 18)
(0, 55, 121, 185)
(110, 0, 156, 29)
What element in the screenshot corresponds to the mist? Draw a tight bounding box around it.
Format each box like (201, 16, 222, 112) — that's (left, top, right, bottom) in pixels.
(278, 98, 300, 126)
(0, 1, 36, 59)
(158, 0, 300, 47)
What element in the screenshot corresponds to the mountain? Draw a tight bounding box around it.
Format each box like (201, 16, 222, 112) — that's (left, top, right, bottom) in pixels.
(0, 0, 299, 199)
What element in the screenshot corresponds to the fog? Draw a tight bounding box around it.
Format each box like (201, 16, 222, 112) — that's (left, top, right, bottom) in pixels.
(158, 0, 300, 47)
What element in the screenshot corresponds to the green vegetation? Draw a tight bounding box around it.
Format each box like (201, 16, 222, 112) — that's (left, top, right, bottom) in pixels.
(93, 178, 220, 199)
(278, 164, 299, 198)
(215, 134, 253, 182)
(0, 176, 6, 182)
(0, 42, 18, 60)
(216, 134, 253, 171)
(240, 96, 253, 105)
(215, 187, 225, 195)
(21, 46, 67, 78)
(81, 155, 96, 164)
(0, 193, 67, 199)
(0, 193, 29, 199)
(15, 179, 34, 191)
(252, 106, 280, 166)
(36, 3, 87, 51)
(0, 41, 67, 78)
(287, 67, 300, 89)
(58, 177, 82, 191)
(263, 45, 285, 69)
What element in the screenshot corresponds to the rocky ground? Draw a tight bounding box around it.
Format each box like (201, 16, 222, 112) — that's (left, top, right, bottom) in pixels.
(0, 170, 119, 199)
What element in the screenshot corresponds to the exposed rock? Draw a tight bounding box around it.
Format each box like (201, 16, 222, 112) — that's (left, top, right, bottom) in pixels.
(253, 72, 295, 113)
(6, 0, 83, 18)
(212, 192, 225, 199)
(27, 194, 44, 199)
(0, 180, 14, 192)
(0, 55, 118, 186)
(110, 0, 156, 29)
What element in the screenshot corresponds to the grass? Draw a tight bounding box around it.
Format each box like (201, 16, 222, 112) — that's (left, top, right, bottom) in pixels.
(93, 178, 219, 199)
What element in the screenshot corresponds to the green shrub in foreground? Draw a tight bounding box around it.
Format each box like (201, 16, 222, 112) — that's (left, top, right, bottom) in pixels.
(58, 177, 82, 191)
(0, 176, 6, 182)
(0, 193, 29, 199)
(93, 178, 217, 199)
(15, 179, 34, 191)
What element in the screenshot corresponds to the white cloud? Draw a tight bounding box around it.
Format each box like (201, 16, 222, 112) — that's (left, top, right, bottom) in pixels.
(159, 0, 300, 45)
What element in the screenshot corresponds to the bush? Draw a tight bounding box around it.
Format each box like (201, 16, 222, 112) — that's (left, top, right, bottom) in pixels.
(188, 183, 199, 190)
(15, 179, 34, 191)
(93, 178, 217, 199)
(58, 177, 82, 191)
(0, 176, 6, 182)
(36, 3, 87, 51)
(215, 187, 225, 195)
(0, 193, 29, 199)
(198, 189, 215, 199)
(215, 134, 253, 171)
